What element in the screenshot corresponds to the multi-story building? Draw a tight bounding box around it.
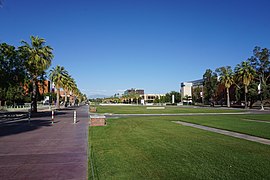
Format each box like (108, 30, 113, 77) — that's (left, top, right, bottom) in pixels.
(180, 79, 203, 102)
(123, 88, 165, 103)
(124, 88, 144, 95)
(140, 94, 165, 103)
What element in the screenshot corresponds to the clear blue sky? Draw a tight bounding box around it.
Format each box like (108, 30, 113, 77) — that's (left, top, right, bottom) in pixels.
(1, 0, 270, 97)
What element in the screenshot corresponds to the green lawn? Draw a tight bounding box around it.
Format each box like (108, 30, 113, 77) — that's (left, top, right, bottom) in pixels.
(174, 114, 270, 139)
(89, 116, 270, 179)
(94, 105, 244, 114)
(240, 114, 270, 122)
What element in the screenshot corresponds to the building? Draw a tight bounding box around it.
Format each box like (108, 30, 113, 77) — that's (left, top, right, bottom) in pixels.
(190, 79, 204, 87)
(122, 88, 165, 104)
(24, 80, 51, 95)
(124, 88, 144, 95)
(180, 82, 193, 100)
(180, 79, 203, 102)
(39, 80, 51, 94)
(140, 94, 165, 103)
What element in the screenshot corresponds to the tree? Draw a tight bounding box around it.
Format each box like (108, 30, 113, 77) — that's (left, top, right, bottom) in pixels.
(49, 65, 68, 109)
(216, 66, 234, 107)
(164, 91, 181, 103)
(250, 46, 270, 109)
(62, 75, 76, 105)
(235, 60, 256, 109)
(203, 69, 218, 105)
(19, 36, 53, 112)
(0, 43, 27, 106)
(192, 86, 202, 103)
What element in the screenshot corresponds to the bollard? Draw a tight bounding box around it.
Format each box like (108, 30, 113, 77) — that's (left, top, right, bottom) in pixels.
(28, 109, 31, 123)
(52, 110, 54, 124)
(73, 111, 77, 124)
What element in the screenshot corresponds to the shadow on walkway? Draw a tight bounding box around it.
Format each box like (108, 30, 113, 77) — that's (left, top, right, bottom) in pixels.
(0, 119, 53, 137)
(0, 111, 68, 138)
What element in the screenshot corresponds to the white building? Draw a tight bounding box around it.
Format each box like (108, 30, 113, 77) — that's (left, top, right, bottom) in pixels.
(140, 94, 165, 103)
(180, 79, 203, 103)
(180, 82, 193, 102)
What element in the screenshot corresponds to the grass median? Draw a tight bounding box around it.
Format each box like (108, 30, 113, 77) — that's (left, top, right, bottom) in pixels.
(94, 105, 244, 114)
(89, 115, 270, 179)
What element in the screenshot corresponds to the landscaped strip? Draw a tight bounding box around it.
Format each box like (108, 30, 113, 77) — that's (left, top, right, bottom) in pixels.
(89, 116, 270, 179)
(95, 105, 244, 114)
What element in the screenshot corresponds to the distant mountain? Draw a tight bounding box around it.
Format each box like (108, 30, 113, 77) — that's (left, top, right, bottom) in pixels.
(88, 94, 109, 99)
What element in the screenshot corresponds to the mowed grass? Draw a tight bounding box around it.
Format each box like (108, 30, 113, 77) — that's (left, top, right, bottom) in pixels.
(95, 105, 243, 114)
(174, 114, 270, 139)
(89, 116, 270, 179)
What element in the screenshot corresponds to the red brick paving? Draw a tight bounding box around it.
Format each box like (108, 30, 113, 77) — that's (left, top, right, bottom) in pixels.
(0, 106, 89, 180)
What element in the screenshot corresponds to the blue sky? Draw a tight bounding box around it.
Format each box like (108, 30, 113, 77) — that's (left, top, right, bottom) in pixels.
(1, 0, 270, 97)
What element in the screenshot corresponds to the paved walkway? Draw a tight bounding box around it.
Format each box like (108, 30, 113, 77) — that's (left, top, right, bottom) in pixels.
(0, 106, 89, 180)
(241, 118, 270, 124)
(175, 121, 270, 145)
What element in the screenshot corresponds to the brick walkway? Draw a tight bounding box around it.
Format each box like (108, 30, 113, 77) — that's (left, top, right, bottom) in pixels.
(175, 121, 270, 145)
(0, 106, 89, 180)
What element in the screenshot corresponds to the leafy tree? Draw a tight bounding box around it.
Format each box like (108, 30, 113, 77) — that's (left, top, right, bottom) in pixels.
(203, 69, 218, 105)
(19, 36, 53, 112)
(49, 65, 68, 109)
(153, 97, 160, 103)
(168, 91, 181, 103)
(0, 43, 27, 106)
(247, 81, 260, 108)
(159, 96, 167, 103)
(235, 60, 256, 109)
(192, 86, 202, 103)
(6, 86, 25, 106)
(216, 66, 234, 107)
(250, 46, 270, 109)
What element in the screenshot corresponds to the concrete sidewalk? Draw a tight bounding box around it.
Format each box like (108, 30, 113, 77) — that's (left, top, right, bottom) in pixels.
(175, 121, 270, 145)
(0, 106, 89, 180)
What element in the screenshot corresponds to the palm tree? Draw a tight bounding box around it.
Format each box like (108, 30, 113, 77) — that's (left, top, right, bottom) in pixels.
(128, 92, 139, 104)
(216, 66, 234, 107)
(49, 65, 68, 109)
(235, 61, 256, 109)
(73, 88, 81, 105)
(62, 75, 76, 106)
(20, 36, 53, 112)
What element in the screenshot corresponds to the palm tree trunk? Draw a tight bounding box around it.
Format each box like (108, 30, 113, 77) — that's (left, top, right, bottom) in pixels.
(244, 85, 248, 109)
(56, 88, 60, 109)
(32, 79, 38, 113)
(226, 88, 230, 108)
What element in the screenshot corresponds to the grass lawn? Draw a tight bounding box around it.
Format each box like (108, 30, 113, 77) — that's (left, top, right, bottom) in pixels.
(94, 105, 244, 114)
(89, 116, 270, 179)
(174, 114, 270, 139)
(240, 114, 270, 122)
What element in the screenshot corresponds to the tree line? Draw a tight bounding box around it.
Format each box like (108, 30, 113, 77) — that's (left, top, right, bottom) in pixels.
(0, 36, 86, 112)
(200, 46, 270, 109)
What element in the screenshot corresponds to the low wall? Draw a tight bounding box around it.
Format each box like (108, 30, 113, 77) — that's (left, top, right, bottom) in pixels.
(90, 115, 106, 126)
